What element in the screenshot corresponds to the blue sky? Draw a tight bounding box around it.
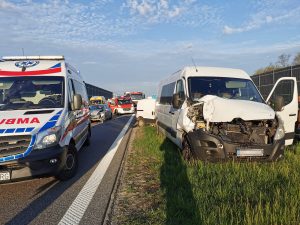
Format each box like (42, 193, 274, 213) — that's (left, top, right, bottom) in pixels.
(1, 0, 300, 96)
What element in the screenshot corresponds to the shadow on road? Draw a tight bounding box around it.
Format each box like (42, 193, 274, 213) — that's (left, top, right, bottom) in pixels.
(160, 138, 200, 225)
(6, 116, 132, 225)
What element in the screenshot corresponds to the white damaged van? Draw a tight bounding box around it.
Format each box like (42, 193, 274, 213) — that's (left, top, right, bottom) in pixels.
(156, 67, 298, 161)
(0, 56, 91, 182)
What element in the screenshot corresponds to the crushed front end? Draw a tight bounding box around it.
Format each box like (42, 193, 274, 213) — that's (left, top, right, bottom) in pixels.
(184, 96, 285, 162)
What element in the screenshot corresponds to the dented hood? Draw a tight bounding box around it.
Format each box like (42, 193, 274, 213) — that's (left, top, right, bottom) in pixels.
(201, 95, 275, 122)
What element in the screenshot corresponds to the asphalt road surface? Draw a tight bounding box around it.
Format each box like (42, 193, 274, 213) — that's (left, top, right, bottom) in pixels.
(0, 115, 134, 225)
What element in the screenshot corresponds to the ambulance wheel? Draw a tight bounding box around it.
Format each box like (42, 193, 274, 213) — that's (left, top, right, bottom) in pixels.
(56, 145, 78, 181)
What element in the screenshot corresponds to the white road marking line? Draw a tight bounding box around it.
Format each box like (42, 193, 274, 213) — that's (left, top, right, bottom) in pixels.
(58, 115, 134, 225)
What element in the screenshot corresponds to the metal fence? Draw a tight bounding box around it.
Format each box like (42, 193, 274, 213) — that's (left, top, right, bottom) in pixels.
(85, 83, 113, 100)
(251, 64, 300, 100)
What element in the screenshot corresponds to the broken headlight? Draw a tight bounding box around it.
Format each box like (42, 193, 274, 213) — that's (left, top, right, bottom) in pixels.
(274, 116, 285, 141)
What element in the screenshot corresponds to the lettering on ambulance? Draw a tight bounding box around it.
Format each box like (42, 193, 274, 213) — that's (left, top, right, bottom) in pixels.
(17, 118, 29, 124)
(0, 117, 40, 125)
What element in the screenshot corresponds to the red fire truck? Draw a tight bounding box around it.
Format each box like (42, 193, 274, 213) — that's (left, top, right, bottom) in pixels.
(124, 92, 145, 108)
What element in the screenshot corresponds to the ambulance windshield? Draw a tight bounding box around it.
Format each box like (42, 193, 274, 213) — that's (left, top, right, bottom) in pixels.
(0, 76, 64, 110)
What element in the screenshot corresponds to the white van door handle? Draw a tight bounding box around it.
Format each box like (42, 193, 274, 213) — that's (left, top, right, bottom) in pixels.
(289, 113, 296, 116)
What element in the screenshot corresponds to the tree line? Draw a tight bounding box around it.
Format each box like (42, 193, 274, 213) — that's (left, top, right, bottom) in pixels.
(254, 52, 300, 75)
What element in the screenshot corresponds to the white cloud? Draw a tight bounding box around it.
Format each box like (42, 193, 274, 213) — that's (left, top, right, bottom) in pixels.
(124, 0, 221, 26)
(160, 0, 168, 9)
(136, 1, 154, 16)
(0, 0, 16, 9)
(223, 2, 300, 34)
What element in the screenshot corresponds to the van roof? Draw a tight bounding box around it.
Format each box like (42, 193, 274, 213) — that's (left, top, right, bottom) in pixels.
(0, 56, 66, 77)
(161, 66, 251, 84)
(2, 56, 64, 60)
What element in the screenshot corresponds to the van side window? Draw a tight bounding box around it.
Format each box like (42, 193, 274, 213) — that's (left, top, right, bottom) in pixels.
(173, 79, 185, 108)
(72, 79, 89, 106)
(68, 79, 75, 110)
(176, 80, 185, 100)
(68, 79, 75, 102)
(269, 80, 294, 108)
(160, 82, 175, 105)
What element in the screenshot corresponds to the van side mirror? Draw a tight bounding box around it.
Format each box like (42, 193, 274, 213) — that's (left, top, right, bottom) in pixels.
(274, 95, 284, 111)
(73, 94, 82, 110)
(172, 93, 180, 109)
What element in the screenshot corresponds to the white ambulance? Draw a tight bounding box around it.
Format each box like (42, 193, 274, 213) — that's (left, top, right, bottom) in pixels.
(156, 66, 298, 162)
(0, 56, 91, 183)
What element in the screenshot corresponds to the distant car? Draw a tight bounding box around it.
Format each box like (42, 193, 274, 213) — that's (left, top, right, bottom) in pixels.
(108, 97, 135, 115)
(89, 104, 112, 122)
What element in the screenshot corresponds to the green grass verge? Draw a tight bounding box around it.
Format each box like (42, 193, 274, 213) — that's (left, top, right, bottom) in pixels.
(116, 126, 300, 225)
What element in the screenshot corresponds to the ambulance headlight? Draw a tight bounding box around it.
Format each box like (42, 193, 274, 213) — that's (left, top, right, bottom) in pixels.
(34, 126, 62, 150)
(42, 134, 57, 145)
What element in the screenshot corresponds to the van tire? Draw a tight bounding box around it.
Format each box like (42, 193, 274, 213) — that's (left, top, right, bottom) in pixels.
(56, 145, 78, 181)
(138, 118, 145, 127)
(182, 137, 194, 161)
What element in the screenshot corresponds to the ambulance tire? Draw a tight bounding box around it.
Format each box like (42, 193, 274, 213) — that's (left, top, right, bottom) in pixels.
(56, 145, 78, 181)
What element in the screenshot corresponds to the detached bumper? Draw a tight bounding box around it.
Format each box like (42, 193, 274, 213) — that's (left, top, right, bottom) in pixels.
(187, 130, 285, 162)
(0, 144, 67, 183)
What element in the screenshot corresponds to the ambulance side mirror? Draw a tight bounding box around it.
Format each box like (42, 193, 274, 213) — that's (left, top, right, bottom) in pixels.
(73, 94, 82, 110)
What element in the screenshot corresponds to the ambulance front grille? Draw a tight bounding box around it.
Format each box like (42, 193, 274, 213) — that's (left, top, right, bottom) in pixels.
(0, 135, 31, 158)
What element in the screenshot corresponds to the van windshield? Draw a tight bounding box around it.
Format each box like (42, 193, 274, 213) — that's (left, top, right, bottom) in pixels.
(188, 77, 264, 103)
(0, 76, 64, 111)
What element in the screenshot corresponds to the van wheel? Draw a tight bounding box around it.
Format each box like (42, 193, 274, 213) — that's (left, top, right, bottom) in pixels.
(56, 145, 78, 181)
(182, 137, 194, 161)
(138, 118, 145, 127)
